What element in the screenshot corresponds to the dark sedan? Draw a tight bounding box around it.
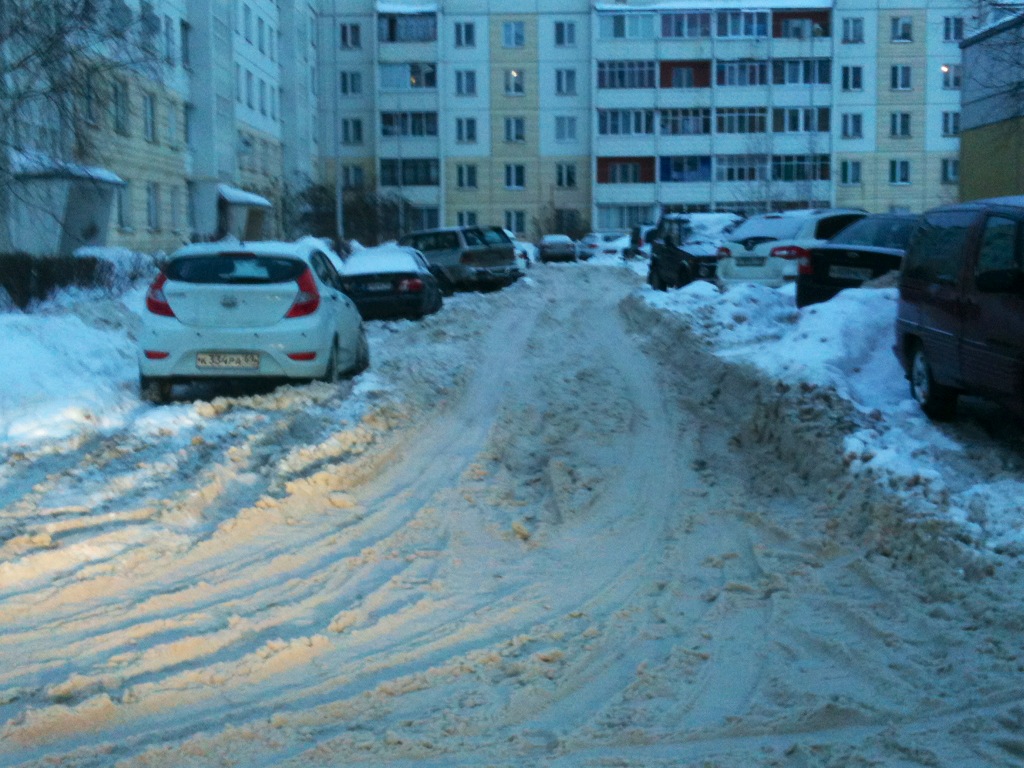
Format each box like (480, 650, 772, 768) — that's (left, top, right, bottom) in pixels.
(338, 245, 443, 320)
(796, 213, 921, 308)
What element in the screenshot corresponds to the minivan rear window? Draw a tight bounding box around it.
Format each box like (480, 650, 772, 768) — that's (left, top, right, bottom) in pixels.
(902, 210, 978, 283)
(166, 255, 306, 284)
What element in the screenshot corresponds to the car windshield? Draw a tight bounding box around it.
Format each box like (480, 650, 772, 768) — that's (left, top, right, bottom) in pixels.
(166, 254, 306, 284)
(829, 216, 919, 249)
(727, 216, 804, 241)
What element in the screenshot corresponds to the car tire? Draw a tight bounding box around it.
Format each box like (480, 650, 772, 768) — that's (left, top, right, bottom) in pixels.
(910, 344, 957, 420)
(140, 375, 172, 405)
(318, 339, 340, 384)
(347, 327, 370, 376)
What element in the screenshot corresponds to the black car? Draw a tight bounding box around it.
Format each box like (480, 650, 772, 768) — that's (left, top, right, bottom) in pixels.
(796, 213, 920, 308)
(647, 212, 742, 290)
(337, 245, 443, 320)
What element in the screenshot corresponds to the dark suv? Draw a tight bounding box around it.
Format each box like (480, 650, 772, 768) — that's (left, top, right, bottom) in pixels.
(895, 197, 1024, 419)
(647, 212, 742, 290)
(398, 226, 519, 292)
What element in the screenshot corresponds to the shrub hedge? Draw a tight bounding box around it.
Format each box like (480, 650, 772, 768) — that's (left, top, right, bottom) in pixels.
(0, 253, 116, 309)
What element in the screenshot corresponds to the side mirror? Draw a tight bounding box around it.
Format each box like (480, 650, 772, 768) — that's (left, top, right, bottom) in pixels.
(976, 268, 1024, 294)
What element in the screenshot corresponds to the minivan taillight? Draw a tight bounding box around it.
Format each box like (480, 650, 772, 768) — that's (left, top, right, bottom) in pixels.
(771, 245, 810, 261)
(285, 268, 320, 318)
(716, 246, 731, 260)
(145, 273, 175, 317)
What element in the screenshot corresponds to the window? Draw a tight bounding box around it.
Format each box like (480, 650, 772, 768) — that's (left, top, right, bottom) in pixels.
(163, 15, 175, 63)
(662, 12, 711, 38)
(668, 66, 695, 88)
(259, 79, 267, 115)
(716, 60, 769, 86)
(890, 112, 911, 137)
(378, 13, 436, 42)
(555, 116, 577, 141)
(379, 158, 439, 186)
(505, 210, 525, 233)
(842, 17, 864, 43)
(166, 101, 177, 145)
(891, 65, 912, 90)
(598, 109, 655, 136)
(504, 116, 525, 142)
(116, 181, 132, 230)
(143, 93, 156, 142)
(380, 63, 437, 90)
(716, 107, 767, 134)
(889, 159, 911, 184)
(891, 16, 913, 42)
(944, 16, 964, 42)
(503, 21, 525, 47)
(608, 162, 641, 184)
(903, 210, 975, 281)
(840, 160, 862, 185)
(146, 182, 160, 231)
(184, 103, 194, 147)
(409, 207, 439, 230)
(505, 164, 525, 189)
(555, 21, 576, 46)
(976, 216, 1018, 273)
(112, 78, 129, 135)
(772, 107, 829, 133)
(716, 11, 768, 38)
(84, 75, 98, 124)
(455, 21, 475, 47)
(341, 165, 364, 189)
(457, 211, 478, 226)
(556, 69, 577, 96)
(599, 14, 655, 39)
(556, 162, 577, 188)
(269, 24, 276, 59)
(381, 112, 438, 137)
(246, 70, 254, 107)
(597, 61, 656, 89)
(841, 66, 863, 91)
(942, 64, 962, 89)
(243, 4, 252, 41)
(170, 186, 181, 232)
(716, 155, 767, 182)
(340, 23, 360, 48)
(841, 113, 863, 139)
(771, 155, 830, 182)
(341, 118, 363, 144)
(235, 63, 242, 102)
(504, 69, 524, 95)
(340, 71, 362, 95)
(258, 17, 265, 51)
(660, 108, 711, 135)
(456, 164, 477, 188)
(942, 111, 961, 136)
(942, 158, 960, 184)
(180, 21, 191, 67)
(771, 59, 831, 85)
(455, 70, 476, 96)
(661, 156, 711, 183)
(456, 117, 477, 143)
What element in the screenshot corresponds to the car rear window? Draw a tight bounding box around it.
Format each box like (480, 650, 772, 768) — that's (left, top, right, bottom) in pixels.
(728, 216, 804, 241)
(166, 254, 306, 284)
(480, 228, 511, 246)
(829, 216, 919, 249)
(814, 214, 866, 240)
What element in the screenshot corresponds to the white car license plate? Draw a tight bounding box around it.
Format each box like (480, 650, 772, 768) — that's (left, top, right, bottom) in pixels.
(830, 265, 873, 281)
(365, 282, 391, 292)
(196, 352, 260, 369)
(735, 257, 765, 267)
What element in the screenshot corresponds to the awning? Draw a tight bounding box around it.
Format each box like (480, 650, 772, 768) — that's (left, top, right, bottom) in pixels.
(10, 149, 124, 185)
(217, 183, 272, 208)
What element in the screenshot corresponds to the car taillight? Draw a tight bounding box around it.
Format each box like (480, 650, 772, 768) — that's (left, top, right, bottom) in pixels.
(771, 245, 810, 261)
(716, 247, 731, 260)
(143, 350, 169, 359)
(287, 351, 317, 361)
(798, 253, 814, 276)
(285, 268, 320, 318)
(145, 273, 175, 317)
(397, 278, 424, 293)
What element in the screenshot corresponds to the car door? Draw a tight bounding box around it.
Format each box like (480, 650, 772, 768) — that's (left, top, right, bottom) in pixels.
(311, 252, 359, 354)
(958, 212, 1024, 399)
(899, 208, 979, 387)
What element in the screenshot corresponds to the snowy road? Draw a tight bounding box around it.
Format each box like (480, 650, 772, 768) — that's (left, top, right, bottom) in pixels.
(2, 266, 1023, 766)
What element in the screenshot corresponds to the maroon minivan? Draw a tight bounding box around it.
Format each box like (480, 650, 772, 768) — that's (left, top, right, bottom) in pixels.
(895, 197, 1024, 419)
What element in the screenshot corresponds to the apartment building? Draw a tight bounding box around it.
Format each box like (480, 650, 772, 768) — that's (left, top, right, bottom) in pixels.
(317, 0, 977, 238)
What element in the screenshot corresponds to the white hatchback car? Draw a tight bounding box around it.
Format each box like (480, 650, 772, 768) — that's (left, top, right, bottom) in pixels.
(715, 209, 866, 287)
(138, 239, 369, 403)
(579, 231, 631, 260)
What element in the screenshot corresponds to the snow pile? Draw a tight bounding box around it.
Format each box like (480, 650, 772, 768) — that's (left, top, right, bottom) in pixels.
(641, 279, 1024, 556)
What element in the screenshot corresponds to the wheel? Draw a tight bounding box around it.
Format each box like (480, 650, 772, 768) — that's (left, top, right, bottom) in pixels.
(319, 339, 339, 384)
(347, 326, 370, 376)
(436, 273, 456, 296)
(909, 344, 957, 419)
(140, 375, 172, 405)
(676, 266, 693, 288)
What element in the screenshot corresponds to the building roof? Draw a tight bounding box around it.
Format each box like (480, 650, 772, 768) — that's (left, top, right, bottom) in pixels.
(217, 183, 272, 208)
(10, 149, 124, 185)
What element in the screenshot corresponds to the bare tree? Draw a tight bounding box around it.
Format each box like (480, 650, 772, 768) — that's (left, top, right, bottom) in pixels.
(0, 0, 159, 250)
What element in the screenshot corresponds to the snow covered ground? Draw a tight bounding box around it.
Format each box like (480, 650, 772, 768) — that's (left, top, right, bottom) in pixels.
(2, 254, 1024, 766)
